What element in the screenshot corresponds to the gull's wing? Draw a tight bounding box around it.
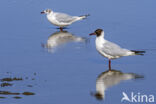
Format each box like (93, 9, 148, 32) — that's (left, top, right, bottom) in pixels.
(101, 40, 131, 57)
(55, 12, 77, 23)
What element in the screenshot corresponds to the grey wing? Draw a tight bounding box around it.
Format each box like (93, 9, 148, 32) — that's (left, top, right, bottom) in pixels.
(55, 13, 77, 23)
(102, 41, 130, 56)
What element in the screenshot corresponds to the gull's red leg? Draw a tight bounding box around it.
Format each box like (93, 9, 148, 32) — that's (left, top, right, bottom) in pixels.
(109, 59, 111, 71)
(60, 27, 63, 31)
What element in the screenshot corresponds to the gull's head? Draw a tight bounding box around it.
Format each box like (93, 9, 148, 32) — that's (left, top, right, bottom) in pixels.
(41, 9, 52, 14)
(89, 29, 104, 37)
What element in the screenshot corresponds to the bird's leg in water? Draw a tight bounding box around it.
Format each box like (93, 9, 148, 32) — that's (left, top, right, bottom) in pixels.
(109, 59, 111, 71)
(60, 27, 63, 31)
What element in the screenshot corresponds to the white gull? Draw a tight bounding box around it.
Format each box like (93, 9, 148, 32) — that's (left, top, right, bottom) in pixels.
(41, 9, 89, 31)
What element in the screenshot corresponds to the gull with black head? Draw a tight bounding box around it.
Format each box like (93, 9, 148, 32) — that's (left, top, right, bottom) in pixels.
(89, 29, 145, 70)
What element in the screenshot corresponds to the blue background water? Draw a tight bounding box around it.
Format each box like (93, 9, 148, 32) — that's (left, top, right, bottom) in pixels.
(0, 0, 156, 104)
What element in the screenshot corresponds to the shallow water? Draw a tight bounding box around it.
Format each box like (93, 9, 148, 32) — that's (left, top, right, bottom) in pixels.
(0, 0, 156, 104)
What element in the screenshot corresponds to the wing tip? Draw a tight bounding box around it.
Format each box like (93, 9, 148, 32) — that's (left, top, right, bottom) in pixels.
(79, 14, 90, 19)
(131, 50, 146, 55)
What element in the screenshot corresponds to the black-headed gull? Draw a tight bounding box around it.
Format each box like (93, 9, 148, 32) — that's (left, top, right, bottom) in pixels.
(41, 9, 89, 31)
(89, 29, 145, 70)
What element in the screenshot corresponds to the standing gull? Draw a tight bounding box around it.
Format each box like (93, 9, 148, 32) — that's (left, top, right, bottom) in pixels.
(41, 9, 89, 31)
(89, 29, 145, 70)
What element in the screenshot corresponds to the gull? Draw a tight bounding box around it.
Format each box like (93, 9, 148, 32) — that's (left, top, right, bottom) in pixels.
(41, 9, 89, 31)
(94, 69, 143, 100)
(89, 29, 145, 70)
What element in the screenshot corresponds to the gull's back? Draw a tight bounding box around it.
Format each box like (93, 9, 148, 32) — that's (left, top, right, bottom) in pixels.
(55, 12, 77, 23)
(99, 40, 132, 59)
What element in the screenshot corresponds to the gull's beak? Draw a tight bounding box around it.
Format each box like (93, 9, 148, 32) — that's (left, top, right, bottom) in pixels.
(89, 32, 96, 36)
(41, 11, 45, 14)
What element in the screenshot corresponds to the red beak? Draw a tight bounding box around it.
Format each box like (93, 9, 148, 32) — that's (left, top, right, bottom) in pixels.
(89, 33, 96, 36)
(41, 11, 45, 14)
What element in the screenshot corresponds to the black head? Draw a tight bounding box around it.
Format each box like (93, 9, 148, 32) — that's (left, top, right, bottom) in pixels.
(89, 29, 103, 37)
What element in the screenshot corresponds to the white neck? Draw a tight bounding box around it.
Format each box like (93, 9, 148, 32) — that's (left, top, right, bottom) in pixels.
(96, 31, 105, 42)
(100, 31, 105, 38)
(95, 31, 106, 49)
(47, 11, 53, 16)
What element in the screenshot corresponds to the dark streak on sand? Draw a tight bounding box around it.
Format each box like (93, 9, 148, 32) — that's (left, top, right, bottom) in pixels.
(0, 91, 20, 95)
(0, 83, 13, 87)
(22, 92, 35, 95)
(13, 96, 22, 99)
(0, 96, 6, 99)
(0, 77, 23, 82)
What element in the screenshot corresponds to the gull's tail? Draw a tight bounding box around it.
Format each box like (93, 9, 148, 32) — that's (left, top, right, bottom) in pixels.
(79, 14, 90, 20)
(131, 50, 146, 55)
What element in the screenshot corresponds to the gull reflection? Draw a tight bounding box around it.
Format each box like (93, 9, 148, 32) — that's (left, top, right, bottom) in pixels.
(44, 31, 87, 53)
(93, 69, 143, 100)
